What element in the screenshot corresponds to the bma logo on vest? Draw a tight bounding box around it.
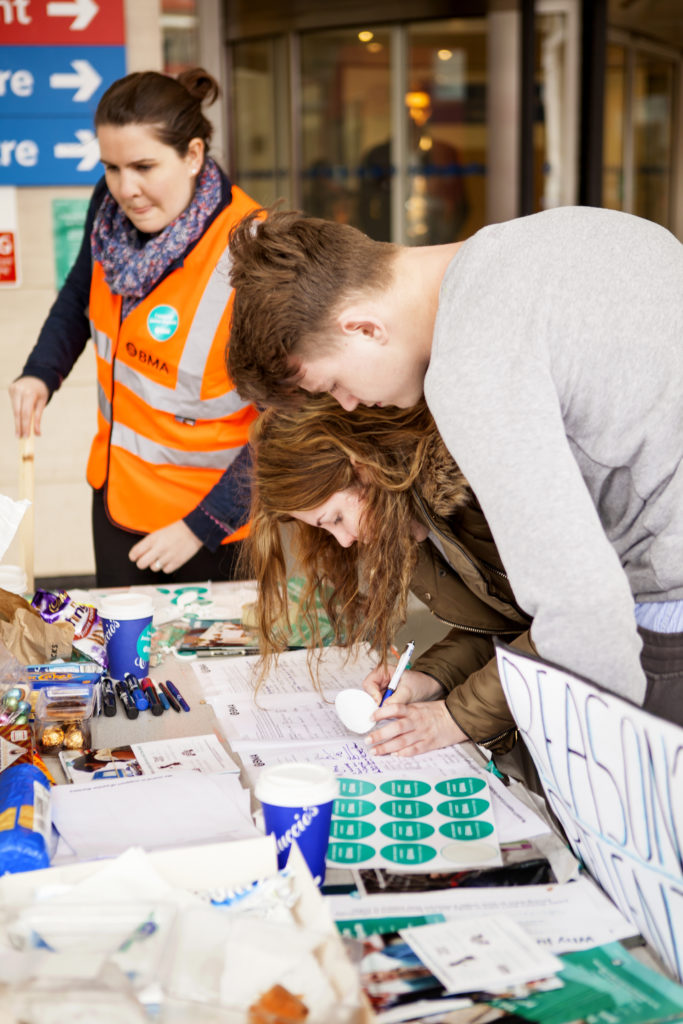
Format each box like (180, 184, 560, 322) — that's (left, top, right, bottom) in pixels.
(147, 305, 179, 341)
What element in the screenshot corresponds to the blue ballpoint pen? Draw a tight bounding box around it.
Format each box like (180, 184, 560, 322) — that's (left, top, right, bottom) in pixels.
(379, 640, 415, 707)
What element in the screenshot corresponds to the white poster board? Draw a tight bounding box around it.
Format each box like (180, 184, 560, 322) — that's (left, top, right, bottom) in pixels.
(495, 641, 683, 981)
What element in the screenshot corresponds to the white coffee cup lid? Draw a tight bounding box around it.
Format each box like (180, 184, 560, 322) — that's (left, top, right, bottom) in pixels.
(335, 688, 378, 734)
(254, 763, 338, 807)
(99, 593, 154, 620)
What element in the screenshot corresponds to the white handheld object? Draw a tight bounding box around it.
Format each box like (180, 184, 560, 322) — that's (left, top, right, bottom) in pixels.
(335, 688, 378, 734)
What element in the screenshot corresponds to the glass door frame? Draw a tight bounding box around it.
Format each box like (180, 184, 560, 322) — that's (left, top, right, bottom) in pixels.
(537, 0, 581, 209)
(606, 27, 681, 230)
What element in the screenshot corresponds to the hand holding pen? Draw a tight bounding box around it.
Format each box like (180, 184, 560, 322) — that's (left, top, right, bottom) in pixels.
(379, 640, 415, 706)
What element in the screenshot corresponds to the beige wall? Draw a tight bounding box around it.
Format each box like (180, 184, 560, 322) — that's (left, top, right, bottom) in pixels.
(0, 1, 162, 580)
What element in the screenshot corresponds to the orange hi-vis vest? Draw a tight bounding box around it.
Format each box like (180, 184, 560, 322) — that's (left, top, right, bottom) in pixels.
(86, 186, 259, 544)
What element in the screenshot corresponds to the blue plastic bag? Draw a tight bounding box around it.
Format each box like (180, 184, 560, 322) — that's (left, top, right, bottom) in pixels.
(0, 762, 51, 874)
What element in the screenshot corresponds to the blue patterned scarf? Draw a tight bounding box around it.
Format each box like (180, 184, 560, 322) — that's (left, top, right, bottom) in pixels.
(91, 156, 222, 318)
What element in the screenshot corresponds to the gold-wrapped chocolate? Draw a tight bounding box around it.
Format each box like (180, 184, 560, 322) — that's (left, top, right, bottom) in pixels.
(40, 724, 65, 749)
(63, 724, 86, 749)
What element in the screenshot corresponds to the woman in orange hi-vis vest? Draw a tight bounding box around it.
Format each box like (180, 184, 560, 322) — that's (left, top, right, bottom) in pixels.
(10, 68, 260, 587)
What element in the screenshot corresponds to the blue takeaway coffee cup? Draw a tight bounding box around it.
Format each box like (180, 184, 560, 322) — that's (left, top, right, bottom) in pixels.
(99, 594, 154, 680)
(255, 763, 338, 886)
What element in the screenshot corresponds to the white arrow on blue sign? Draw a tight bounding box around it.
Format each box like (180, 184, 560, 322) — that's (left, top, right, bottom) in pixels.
(0, 46, 125, 116)
(0, 118, 101, 185)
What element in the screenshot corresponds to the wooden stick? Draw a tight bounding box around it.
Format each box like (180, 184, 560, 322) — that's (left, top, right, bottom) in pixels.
(19, 429, 35, 595)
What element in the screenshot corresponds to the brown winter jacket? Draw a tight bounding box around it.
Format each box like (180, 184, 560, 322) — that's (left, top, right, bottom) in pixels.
(409, 490, 536, 754)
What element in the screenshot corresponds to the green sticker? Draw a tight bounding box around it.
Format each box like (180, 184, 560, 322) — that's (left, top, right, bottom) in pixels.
(435, 777, 486, 798)
(333, 798, 375, 818)
(381, 843, 436, 865)
(439, 820, 495, 840)
(379, 799, 432, 819)
(164, 585, 211, 606)
(379, 779, 430, 798)
(327, 842, 375, 863)
(380, 820, 435, 841)
(437, 798, 490, 819)
(338, 778, 376, 796)
(330, 819, 375, 840)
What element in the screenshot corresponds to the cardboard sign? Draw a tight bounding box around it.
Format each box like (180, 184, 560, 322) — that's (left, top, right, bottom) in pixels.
(495, 641, 683, 981)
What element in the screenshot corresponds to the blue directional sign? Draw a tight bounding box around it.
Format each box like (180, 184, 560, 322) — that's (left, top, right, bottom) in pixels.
(0, 45, 125, 185)
(0, 118, 102, 186)
(0, 47, 125, 116)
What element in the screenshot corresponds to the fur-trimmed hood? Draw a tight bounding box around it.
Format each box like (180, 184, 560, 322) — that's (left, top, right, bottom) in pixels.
(417, 434, 471, 517)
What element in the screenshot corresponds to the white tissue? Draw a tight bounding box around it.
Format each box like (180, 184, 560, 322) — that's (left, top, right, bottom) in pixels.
(0, 493, 30, 561)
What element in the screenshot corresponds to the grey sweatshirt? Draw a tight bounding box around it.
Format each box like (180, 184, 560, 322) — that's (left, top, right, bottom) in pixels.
(425, 206, 683, 704)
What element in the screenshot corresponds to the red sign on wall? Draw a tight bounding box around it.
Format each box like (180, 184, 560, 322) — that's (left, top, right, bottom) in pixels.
(0, 232, 18, 284)
(1, 0, 125, 46)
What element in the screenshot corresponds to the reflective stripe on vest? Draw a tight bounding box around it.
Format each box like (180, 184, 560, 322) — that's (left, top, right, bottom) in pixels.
(97, 379, 111, 423)
(92, 324, 112, 365)
(110, 420, 242, 469)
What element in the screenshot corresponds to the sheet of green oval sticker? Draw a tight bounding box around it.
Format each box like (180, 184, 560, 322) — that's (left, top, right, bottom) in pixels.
(326, 771, 502, 871)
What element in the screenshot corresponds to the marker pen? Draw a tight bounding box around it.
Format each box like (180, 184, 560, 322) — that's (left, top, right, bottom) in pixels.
(101, 675, 117, 717)
(165, 679, 190, 712)
(159, 681, 181, 713)
(141, 678, 163, 716)
(124, 673, 149, 711)
(115, 681, 139, 720)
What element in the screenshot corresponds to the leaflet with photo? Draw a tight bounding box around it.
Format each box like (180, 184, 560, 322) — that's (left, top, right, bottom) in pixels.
(59, 734, 240, 783)
(176, 620, 260, 656)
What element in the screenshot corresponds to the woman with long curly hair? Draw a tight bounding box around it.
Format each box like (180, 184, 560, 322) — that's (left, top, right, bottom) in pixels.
(246, 396, 536, 759)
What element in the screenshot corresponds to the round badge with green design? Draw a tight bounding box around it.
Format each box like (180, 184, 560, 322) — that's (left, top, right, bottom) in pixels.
(435, 777, 486, 798)
(330, 819, 375, 840)
(379, 779, 431, 798)
(327, 841, 375, 864)
(437, 798, 490, 819)
(381, 843, 436, 865)
(380, 820, 435, 841)
(439, 820, 495, 840)
(379, 799, 432, 819)
(147, 304, 179, 341)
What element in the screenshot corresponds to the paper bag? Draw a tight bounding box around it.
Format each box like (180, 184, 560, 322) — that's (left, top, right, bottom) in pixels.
(0, 589, 73, 665)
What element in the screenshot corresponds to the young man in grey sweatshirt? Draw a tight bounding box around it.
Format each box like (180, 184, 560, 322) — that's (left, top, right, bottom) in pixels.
(228, 205, 683, 754)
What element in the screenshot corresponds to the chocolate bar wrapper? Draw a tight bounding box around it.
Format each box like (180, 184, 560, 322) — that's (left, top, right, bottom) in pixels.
(31, 589, 106, 667)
